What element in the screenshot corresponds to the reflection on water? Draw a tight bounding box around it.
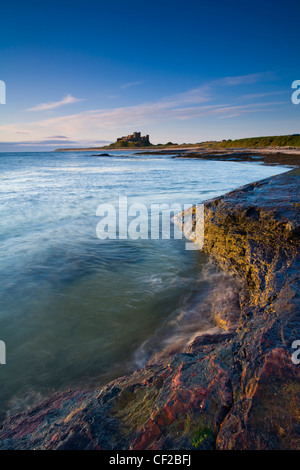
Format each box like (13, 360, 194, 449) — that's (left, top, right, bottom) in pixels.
(0, 151, 288, 420)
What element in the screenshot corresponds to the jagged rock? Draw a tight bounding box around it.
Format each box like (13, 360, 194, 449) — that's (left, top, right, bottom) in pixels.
(91, 153, 110, 157)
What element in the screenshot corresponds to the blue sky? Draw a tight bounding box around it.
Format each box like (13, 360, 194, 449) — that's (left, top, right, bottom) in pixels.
(0, 0, 299, 151)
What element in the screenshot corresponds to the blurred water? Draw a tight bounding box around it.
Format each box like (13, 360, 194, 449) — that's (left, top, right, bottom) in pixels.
(0, 150, 289, 419)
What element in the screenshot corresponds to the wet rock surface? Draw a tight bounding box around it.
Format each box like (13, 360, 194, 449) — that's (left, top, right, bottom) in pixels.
(0, 170, 299, 450)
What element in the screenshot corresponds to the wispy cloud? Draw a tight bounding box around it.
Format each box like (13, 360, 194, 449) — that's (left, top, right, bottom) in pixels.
(236, 90, 288, 101)
(46, 135, 69, 139)
(0, 101, 280, 142)
(0, 139, 112, 150)
(27, 94, 84, 111)
(213, 72, 276, 87)
(120, 80, 144, 89)
(0, 72, 286, 144)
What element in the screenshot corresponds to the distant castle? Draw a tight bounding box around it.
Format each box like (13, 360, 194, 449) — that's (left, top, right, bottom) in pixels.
(116, 131, 150, 144)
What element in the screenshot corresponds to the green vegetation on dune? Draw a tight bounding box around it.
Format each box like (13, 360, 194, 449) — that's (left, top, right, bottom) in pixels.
(55, 134, 300, 152)
(133, 134, 300, 150)
(147, 134, 300, 149)
(148, 134, 300, 149)
(205, 134, 300, 149)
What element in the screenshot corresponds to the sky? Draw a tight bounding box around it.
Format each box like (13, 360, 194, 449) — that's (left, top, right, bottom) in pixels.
(0, 0, 299, 151)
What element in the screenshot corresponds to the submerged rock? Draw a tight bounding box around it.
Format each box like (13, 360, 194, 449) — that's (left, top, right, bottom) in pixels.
(91, 153, 110, 157)
(0, 170, 299, 450)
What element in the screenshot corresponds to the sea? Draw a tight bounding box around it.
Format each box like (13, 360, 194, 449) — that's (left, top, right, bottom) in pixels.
(0, 150, 289, 420)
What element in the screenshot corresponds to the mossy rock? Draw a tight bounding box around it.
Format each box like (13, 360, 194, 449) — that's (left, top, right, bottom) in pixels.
(191, 427, 215, 449)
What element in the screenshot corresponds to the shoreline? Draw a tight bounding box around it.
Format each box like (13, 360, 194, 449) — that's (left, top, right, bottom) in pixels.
(0, 163, 299, 449)
(54, 145, 300, 153)
(54, 146, 300, 167)
(141, 147, 300, 167)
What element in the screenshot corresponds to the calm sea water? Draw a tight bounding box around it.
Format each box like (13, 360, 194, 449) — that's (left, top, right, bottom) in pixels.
(0, 151, 289, 419)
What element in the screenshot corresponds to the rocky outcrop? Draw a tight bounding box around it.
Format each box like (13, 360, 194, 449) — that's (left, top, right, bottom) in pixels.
(0, 170, 299, 450)
(91, 153, 110, 157)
